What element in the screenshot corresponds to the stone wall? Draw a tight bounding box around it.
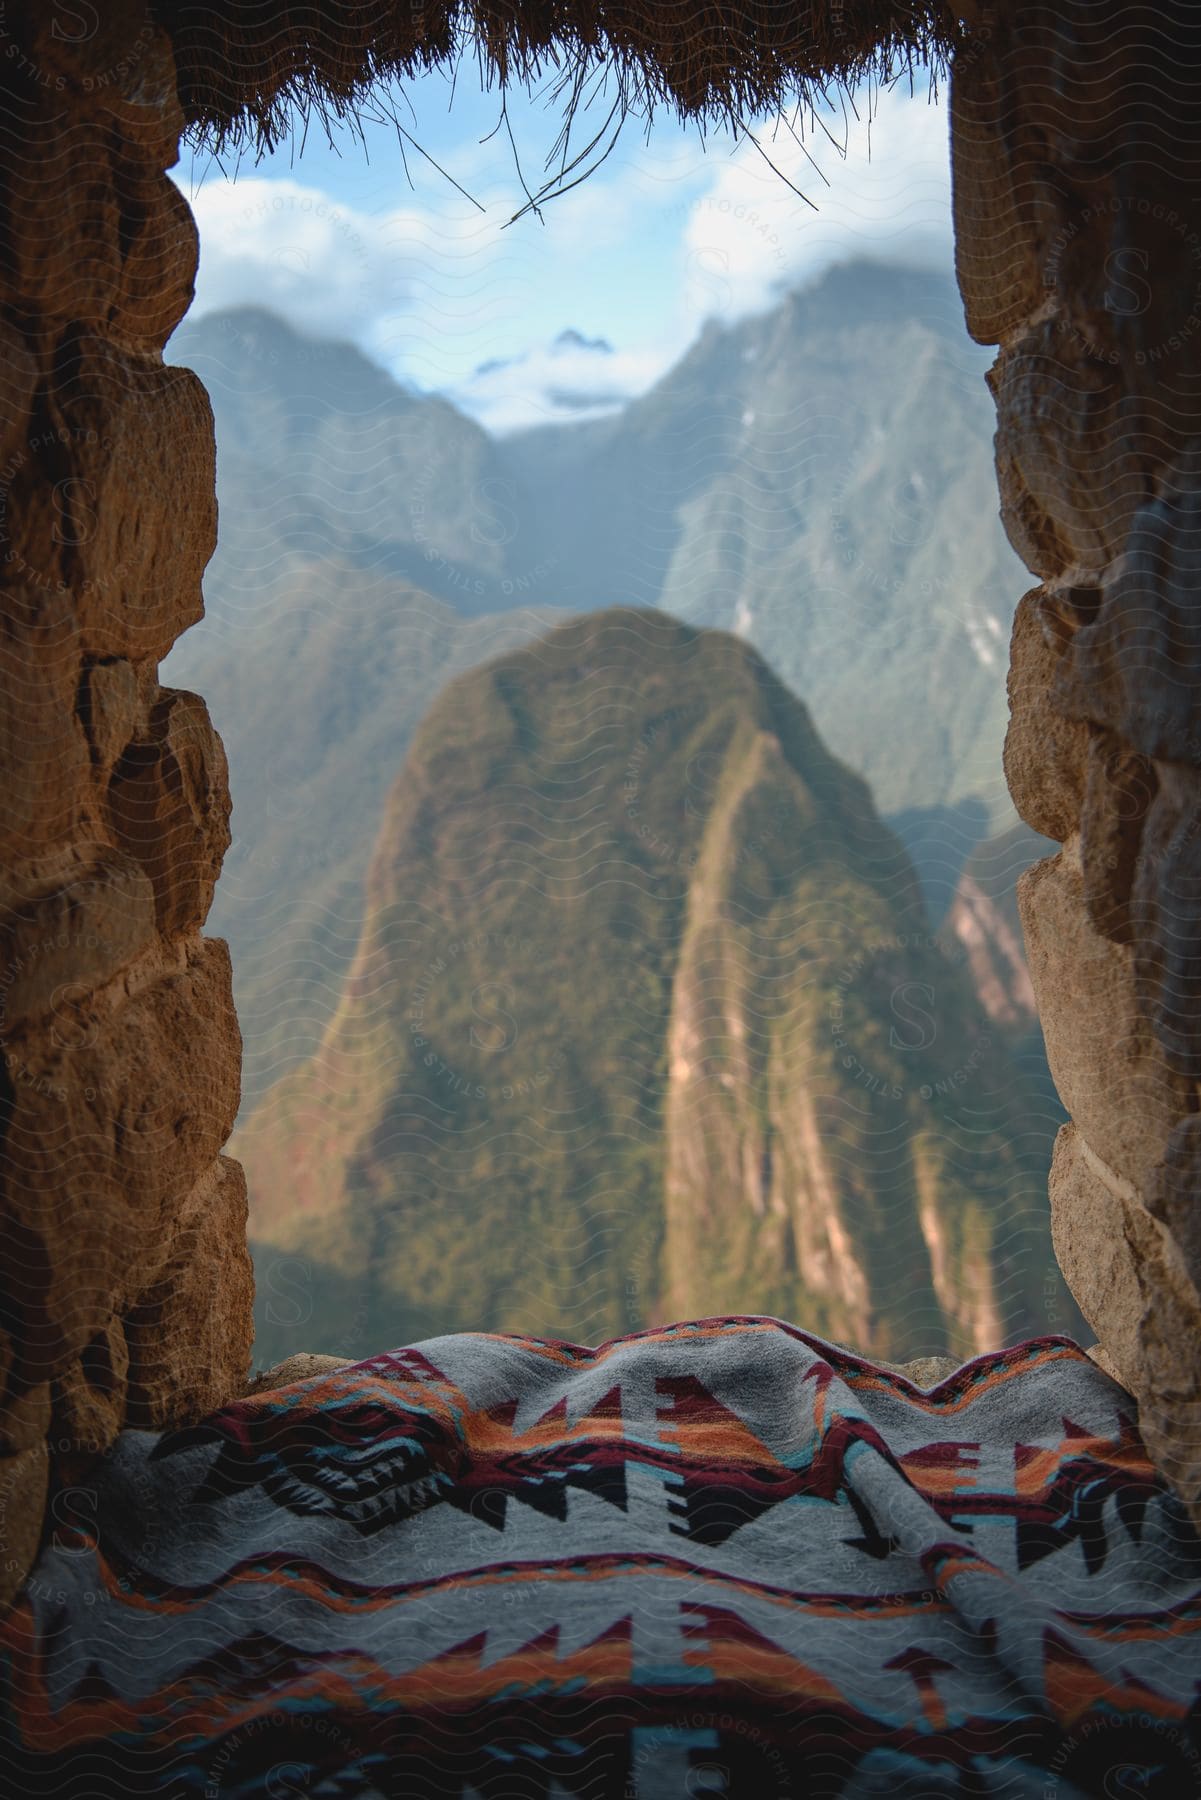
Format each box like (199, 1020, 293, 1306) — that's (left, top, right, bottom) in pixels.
(951, 0, 1201, 1523)
(0, 4, 251, 1605)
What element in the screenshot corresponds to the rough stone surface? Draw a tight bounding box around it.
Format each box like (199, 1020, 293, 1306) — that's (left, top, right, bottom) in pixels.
(0, 1378, 51, 1457)
(1147, 1114, 1201, 1296)
(954, 1, 1201, 1525)
(1018, 849, 1190, 1193)
(107, 689, 232, 935)
(1078, 729, 1156, 947)
(0, 589, 92, 857)
(112, 168, 200, 352)
(80, 656, 144, 777)
(45, 339, 216, 661)
(878, 1354, 962, 1390)
(0, 850, 157, 1027)
(1085, 1343, 1132, 1389)
(950, 36, 1049, 347)
(1004, 590, 1089, 842)
(52, 1315, 131, 1453)
(0, 1444, 48, 1614)
(2, 936, 242, 1383)
(990, 331, 1142, 574)
(1049, 1124, 1147, 1384)
(0, 316, 38, 469)
(244, 1354, 355, 1395)
(125, 1155, 254, 1431)
(1051, 1124, 1201, 1519)
(1055, 465, 1201, 764)
(1130, 766, 1201, 1083)
(0, 4, 249, 1603)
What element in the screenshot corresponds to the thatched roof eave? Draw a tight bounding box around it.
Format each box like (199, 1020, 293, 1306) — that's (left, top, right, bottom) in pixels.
(152, 1, 965, 159)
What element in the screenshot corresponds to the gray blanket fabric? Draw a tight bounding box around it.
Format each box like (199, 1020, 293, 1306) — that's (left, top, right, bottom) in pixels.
(3, 1318, 1200, 1797)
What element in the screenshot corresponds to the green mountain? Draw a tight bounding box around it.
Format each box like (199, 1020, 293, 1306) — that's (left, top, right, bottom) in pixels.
(165, 265, 1034, 1111)
(237, 611, 1080, 1367)
(164, 571, 559, 1110)
(164, 308, 566, 1107)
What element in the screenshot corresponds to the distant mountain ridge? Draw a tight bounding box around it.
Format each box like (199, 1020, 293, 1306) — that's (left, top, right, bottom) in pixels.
(504, 259, 1026, 824)
(237, 610, 1080, 1367)
(169, 304, 528, 618)
(165, 262, 1040, 1114)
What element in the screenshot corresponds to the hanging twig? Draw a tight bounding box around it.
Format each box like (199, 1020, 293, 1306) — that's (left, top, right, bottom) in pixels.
(732, 119, 821, 210)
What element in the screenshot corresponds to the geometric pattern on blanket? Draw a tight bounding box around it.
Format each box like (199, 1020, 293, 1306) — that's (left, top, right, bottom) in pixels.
(2, 1318, 1200, 1798)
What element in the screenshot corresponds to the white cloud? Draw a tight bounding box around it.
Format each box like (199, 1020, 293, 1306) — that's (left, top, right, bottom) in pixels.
(181, 168, 632, 401)
(446, 334, 672, 434)
(177, 84, 954, 432)
(182, 176, 401, 339)
(179, 164, 677, 427)
(675, 84, 953, 335)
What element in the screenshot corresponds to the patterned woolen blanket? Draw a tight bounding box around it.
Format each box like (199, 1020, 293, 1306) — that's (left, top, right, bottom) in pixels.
(3, 1318, 1200, 1798)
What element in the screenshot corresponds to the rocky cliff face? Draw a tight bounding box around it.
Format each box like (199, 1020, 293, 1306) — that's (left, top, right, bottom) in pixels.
(0, 6, 250, 1606)
(658, 749, 1064, 1353)
(167, 305, 527, 620)
(238, 610, 1080, 1366)
(940, 824, 1053, 1029)
(952, 1, 1201, 1525)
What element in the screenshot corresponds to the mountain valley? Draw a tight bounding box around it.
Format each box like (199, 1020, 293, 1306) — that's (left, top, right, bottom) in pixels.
(161, 265, 1070, 1362)
(235, 611, 1080, 1364)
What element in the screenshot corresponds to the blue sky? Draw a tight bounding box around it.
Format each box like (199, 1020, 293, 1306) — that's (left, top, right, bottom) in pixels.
(173, 62, 956, 431)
